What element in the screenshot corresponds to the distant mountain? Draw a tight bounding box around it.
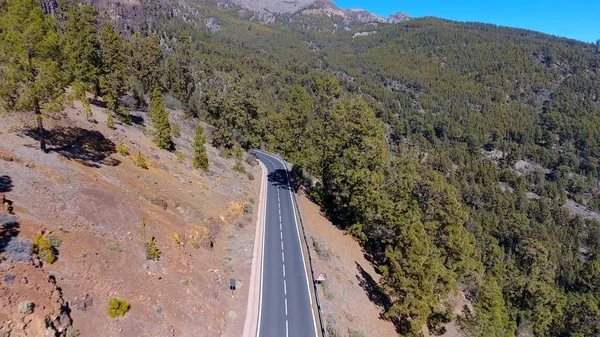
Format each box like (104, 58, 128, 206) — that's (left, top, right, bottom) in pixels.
(203, 0, 410, 22)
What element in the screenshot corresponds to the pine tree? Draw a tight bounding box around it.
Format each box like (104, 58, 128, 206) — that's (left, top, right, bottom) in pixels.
(164, 34, 195, 105)
(61, 2, 101, 95)
(150, 86, 173, 150)
(131, 32, 163, 93)
(0, 0, 67, 152)
(470, 277, 516, 337)
(192, 124, 209, 172)
(99, 22, 128, 111)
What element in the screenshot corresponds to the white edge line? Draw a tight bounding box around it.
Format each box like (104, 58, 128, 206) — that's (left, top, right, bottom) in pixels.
(255, 159, 269, 337)
(265, 151, 319, 337)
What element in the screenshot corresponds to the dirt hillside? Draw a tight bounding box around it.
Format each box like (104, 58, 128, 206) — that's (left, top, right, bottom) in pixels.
(298, 194, 469, 337)
(0, 99, 260, 337)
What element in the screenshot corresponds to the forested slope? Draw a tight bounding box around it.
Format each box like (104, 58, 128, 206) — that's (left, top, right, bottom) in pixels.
(2, 0, 600, 335)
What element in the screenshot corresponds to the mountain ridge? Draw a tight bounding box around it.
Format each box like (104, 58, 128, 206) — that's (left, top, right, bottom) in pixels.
(201, 0, 411, 22)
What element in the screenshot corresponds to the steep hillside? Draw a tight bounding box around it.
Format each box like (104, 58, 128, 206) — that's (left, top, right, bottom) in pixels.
(2, 1, 600, 336)
(0, 100, 260, 336)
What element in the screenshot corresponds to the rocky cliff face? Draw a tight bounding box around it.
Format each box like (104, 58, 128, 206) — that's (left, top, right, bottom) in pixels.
(230, 0, 334, 14)
(387, 11, 411, 23)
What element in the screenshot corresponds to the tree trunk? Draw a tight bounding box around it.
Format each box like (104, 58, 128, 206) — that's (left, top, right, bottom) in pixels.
(35, 104, 47, 153)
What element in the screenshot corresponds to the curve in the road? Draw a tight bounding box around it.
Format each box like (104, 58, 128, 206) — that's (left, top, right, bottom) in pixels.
(254, 150, 318, 337)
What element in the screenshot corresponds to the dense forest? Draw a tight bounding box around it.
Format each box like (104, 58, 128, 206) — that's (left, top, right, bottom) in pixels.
(2, 0, 600, 336)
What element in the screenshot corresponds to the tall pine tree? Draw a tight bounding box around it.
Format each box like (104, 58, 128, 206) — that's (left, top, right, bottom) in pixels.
(131, 31, 163, 93)
(61, 2, 101, 95)
(99, 21, 128, 111)
(192, 124, 209, 172)
(0, 0, 67, 152)
(150, 85, 173, 150)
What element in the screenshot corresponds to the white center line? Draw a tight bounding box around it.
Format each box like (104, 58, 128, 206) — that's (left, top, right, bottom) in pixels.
(281, 240, 284, 250)
(282, 251, 285, 262)
(284, 279, 287, 294)
(282, 264, 286, 277)
(285, 298, 288, 316)
(280, 222, 282, 231)
(286, 320, 289, 337)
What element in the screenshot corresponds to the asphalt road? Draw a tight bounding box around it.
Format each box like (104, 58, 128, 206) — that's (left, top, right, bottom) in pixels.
(253, 150, 317, 337)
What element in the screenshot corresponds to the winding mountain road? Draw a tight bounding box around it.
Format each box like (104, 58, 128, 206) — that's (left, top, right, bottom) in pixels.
(251, 150, 318, 337)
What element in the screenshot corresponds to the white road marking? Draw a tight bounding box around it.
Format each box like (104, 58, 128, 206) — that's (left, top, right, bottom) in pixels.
(285, 298, 288, 316)
(265, 151, 320, 337)
(286, 320, 289, 337)
(281, 240, 284, 250)
(282, 251, 285, 262)
(280, 232, 283, 240)
(284, 279, 287, 294)
(282, 264, 286, 277)
(279, 215, 282, 222)
(280, 222, 282, 231)
(255, 157, 270, 337)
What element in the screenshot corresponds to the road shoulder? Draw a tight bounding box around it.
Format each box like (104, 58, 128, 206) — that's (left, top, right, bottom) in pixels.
(242, 161, 268, 337)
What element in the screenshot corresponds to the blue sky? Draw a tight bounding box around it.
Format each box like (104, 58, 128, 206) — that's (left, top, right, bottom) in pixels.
(335, 0, 600, 43)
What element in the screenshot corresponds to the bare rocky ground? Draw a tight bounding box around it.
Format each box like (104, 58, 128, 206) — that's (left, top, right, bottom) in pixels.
(298, 194, 469, 337)
(0, 99, 260, 336)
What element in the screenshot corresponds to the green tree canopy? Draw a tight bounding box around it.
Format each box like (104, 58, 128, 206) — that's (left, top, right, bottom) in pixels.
(99, 21, 129, 111)
(0, 0, 67, 152)
(150, 85, 173, 150)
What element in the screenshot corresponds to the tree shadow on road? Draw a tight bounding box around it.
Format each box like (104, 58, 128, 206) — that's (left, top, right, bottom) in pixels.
(267, 169, 291, 191)
(0, 175, 13, 193)
(24, 126, 120, 168)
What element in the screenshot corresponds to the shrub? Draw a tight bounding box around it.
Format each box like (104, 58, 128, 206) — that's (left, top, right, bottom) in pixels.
(44, 233, 61, 248)
(349, 330, 366, 337)
(18, 300, 34, 314)
(107, 243, 122, 252)
(67, 327, 81, 337)
(163, 93, 182, 110)
(133, 152, 148, 169)
(312, 237, 332, 261)
(326, 315, 342, 337)
(171, 124, 181, 139)
(233, 163, 246, 174)
(107, 297, 129, 318)
(146, 237, 160, 260)
(106, 114, 115, 129)
(175, 152, 185, 162)
(173, 233, 181, 245)
(247, 172, 255, 181)
(33, 234, 57, 264)
(321, 280, 335, 300)
(0, 213, 16, 226)
(3, 272, 15, 284)
(243, 204, 252, 214)
(244, 154, 258, 167)
(116, 143, 129, 156)
(116, 107, 131, 125)
(4, 237, 32, 261)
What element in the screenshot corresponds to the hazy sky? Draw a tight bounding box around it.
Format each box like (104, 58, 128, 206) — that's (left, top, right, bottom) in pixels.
(335, 0, 599, 43)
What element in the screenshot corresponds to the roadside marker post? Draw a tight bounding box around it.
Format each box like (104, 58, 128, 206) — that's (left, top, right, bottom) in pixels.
(230, 278, 236, 297)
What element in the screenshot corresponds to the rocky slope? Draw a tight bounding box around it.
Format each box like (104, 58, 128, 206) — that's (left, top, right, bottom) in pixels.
(0, 99, 261, 336)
